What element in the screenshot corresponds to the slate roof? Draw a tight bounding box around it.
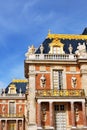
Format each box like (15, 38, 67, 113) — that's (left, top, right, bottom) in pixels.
(82, 28, 87, 35)
(35, 28, 87, 54)
(5, 80, 28, 94)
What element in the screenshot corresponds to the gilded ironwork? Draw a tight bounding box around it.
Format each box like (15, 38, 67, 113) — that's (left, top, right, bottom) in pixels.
(36, 89, 85, 97)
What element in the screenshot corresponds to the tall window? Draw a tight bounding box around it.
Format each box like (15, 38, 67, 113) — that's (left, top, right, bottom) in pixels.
(53, 70, 63, 89)
(9, 102, 15, 115)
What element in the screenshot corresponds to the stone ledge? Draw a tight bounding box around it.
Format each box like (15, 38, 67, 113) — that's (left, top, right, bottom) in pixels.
(71, 128, 87, 130)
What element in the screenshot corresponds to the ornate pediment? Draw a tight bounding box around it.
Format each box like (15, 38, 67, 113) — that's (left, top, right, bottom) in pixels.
(49, 38, 65, 54)
(49, 38, 64, 47)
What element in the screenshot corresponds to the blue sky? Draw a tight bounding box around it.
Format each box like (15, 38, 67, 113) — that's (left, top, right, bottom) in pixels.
(0, 0, 87, 88)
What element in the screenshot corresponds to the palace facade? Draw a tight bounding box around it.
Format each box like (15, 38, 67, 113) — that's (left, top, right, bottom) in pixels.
(0, 28, 87, 130)
(25, 28, 87, 130)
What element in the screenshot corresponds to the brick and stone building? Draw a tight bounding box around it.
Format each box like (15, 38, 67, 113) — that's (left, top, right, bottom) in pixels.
(25, 28, 87, 130)
(0, 28, 87, 130)
(0, 79, 27, 130)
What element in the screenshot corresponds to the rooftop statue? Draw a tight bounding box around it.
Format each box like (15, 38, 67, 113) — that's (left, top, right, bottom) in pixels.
(25, 45, 36, 59)
(75, 42, 87, 57)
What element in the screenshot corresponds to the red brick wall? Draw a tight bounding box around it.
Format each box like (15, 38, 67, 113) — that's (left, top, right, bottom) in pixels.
(66, 74, 81, 89)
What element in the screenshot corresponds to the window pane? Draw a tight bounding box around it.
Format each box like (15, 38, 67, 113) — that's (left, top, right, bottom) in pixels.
(53, 70, 63, 89)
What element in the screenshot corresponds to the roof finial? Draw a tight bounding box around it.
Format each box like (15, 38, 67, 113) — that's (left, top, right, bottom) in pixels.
(48, 29, 51, 34)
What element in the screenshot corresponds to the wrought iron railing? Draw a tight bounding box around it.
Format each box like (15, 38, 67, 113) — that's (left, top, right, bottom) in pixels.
(35, 89, 85, 97)
(0, 114, 24, 118)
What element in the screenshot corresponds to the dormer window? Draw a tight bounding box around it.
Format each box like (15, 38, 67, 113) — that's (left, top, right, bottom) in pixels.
(49, 38, 65, 54)
(8, 84, 16, 94)
(53, 46, 60, 54)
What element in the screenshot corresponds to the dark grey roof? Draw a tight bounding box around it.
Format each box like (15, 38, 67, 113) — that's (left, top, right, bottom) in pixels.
(5, 81, 28, 94)
(35, 38, 86, 54)
(82, 28, 87, 35)
(35, 28, 87, 54)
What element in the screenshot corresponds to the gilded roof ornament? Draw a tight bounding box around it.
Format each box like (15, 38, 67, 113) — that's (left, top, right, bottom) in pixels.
(48, 29, 51, 34)
(47, 33, 87, 40)
(12, 79, 28, 83)
(49, 38, 64, 47)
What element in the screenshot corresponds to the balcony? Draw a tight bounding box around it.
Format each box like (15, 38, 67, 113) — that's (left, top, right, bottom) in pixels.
(0, 114, 24, 118)
(35, 89, 85, 98)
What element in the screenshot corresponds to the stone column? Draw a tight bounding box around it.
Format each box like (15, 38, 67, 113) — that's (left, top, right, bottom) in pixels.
(82, 101, 87, 127)
(0, 120, 1, 130)
(37, 102, 41, 128)
(71, 102, 75, 128)
(5, 120, 7, 130)
(22, 119, 24, 130)
(49, 101, 53, 128)
(16, 120, 18, 130)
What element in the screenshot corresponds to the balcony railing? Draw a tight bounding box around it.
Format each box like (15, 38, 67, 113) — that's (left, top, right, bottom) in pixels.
(36, 89, 85, 97)
(0, 114, 24, 118)
(27, 54, 77, 60)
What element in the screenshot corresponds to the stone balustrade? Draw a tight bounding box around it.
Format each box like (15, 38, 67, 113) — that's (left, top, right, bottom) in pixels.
(26, 54, 77, 60)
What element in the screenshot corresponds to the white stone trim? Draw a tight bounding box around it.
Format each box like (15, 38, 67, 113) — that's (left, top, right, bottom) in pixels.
(37, 98, 85, 103)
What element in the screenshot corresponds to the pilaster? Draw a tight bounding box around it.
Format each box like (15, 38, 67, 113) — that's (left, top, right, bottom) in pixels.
(49, 101, 54, 128)
(80, 64, 87, 96)
(37, 102, 41, 128)
(27, 67, 37, 130)
(82, 101, 87, 127)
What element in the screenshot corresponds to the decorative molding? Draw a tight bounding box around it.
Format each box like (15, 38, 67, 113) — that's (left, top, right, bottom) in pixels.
(70, 67, 76, 72)
(80, 69, 87, 74)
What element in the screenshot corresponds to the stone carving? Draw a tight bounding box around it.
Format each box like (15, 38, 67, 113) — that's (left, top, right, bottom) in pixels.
(74, 104, 79, 122)
(2, 105, 5, 113)
(19, 105, 22, 112)
(40, 74, 46, 87)
(75, 42, 87, 57)
(71, 76, 77, 88)
(41, 104, 47, 123)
